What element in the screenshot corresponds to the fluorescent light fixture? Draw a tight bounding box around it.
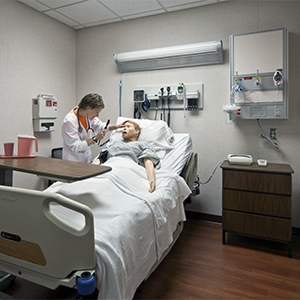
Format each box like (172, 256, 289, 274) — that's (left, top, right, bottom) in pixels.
(113, 40, 223, 72)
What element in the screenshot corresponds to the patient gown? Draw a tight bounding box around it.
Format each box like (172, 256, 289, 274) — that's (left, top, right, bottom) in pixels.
(107, 140, 160, 168)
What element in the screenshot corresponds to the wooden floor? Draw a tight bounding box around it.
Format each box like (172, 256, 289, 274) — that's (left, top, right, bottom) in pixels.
(1, 218, 300, 299)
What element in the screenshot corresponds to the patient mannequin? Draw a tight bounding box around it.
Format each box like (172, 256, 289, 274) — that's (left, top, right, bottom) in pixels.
(93, 120, 160, 193)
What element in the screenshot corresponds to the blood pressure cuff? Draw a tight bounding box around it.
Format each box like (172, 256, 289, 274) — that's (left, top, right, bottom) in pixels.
(142, 95, 151, 112)
(99, 149, 108, 164)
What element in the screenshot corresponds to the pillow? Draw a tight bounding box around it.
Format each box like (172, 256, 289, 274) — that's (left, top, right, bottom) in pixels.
(108, 117, 174, 159)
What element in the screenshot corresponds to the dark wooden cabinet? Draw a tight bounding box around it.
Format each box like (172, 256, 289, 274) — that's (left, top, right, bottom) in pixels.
(221, 161, 294, 257)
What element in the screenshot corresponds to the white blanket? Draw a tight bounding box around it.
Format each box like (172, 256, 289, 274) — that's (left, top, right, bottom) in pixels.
(46, 156, 191, 300)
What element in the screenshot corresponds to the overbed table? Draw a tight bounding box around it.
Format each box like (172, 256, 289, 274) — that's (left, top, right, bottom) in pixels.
(0, 156, 111, 186)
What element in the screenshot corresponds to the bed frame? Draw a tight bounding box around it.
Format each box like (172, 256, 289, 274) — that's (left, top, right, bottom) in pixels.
(0, 152, 198, 298)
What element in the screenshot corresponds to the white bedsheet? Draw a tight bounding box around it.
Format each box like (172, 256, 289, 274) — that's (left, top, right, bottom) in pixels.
(45, 156, 191, 300)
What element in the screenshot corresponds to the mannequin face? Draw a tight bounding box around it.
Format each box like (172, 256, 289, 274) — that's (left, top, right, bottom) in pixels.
(122, 122, 139, 142)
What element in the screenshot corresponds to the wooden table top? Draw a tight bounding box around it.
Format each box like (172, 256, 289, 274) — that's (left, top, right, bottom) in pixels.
(220, 161, 294, 174)
(0, 156, 111, 182)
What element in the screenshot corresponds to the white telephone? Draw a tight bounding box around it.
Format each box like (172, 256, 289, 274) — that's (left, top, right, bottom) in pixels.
(228, 154, 253, 165)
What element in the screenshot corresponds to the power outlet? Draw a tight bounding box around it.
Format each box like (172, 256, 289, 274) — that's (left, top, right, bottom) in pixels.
(270, 128, 277, 139)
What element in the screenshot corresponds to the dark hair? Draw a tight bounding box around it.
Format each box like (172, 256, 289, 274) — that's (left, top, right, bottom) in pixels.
(78, 93, 105, 110)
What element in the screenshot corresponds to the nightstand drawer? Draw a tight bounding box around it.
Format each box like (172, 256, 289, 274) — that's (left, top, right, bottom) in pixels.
(223, 211, 291, 241)
(223, 190, 291, 218)
(223, 169, 291, 195)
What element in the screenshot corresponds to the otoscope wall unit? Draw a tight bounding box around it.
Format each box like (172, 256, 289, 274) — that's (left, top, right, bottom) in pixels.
(133, 83, 203, 111)
(229, 28, 288, 120)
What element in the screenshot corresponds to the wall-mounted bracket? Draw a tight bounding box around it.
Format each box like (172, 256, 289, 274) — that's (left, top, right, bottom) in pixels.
(134, 83, 203, 110)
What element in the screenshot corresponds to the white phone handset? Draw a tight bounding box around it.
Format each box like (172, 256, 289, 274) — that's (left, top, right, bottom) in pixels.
(228, 154, 253, 165)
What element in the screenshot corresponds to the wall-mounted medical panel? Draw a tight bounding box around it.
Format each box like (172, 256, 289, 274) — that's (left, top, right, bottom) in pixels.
(134, 83, 203, 111)
(32, 94, 57, 132)
(230, 28, 288, 119)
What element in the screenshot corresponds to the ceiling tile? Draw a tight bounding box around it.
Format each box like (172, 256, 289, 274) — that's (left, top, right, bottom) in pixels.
(82, 17, 122, 27)
(165, 0, 218, 12)
(18, 0, 50, 12)
(166, 2, 218, 12)
(44, 10, 80, 26)
(38, 0, 85, 9)
(56, 0, 117, 24)
(122, 9, 165, 20)
(17, 0, 229, 29)
(160, 0, 216, 8)
(99, 0, 164, 17)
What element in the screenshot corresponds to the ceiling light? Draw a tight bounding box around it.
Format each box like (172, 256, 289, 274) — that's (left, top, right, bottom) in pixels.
(113, 40, 223, 72)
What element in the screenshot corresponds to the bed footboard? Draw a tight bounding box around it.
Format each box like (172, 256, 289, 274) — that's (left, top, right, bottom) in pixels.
(0, 185, 96, 290)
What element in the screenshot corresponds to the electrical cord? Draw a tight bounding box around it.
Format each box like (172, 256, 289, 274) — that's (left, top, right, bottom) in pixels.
(160, 87, 165, 121)
(154, 100, 158, 120)
(199, 160, 224, 185)
(257, 119, 279, 148)
(98, 139, 109, 147)
(167, 86, 171, 126)
(272, 87, 280, 102)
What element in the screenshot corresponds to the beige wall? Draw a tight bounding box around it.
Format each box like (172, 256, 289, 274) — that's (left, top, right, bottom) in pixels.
(1, 0, 300, 226)
(0, 0, 76, 189)
(76, 0, 300, 226)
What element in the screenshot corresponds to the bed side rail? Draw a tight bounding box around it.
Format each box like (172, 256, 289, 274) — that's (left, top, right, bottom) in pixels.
(0, 185, 96, 290)
(181, 152, 198, 192)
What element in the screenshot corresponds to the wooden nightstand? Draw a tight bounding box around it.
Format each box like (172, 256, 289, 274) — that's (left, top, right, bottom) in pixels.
(220, 161, 294, 257)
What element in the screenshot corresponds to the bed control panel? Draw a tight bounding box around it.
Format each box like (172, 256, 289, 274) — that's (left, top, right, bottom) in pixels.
(1, 231, 22, 243)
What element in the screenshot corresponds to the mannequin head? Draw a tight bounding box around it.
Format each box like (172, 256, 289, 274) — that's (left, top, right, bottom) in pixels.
(122, 120, 141, 142)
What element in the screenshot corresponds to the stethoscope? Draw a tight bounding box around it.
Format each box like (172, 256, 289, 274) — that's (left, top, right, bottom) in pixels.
(77, 109, 94, 134)
(77, 109, 110, 147)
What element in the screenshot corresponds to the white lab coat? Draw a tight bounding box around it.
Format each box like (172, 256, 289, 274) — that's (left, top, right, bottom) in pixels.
(62, 108, 107, 163)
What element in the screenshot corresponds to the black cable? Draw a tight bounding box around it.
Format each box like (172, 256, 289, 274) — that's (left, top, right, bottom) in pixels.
(167, 86, 171, 126)
(134, 104, 138, 118)
(138, 103, 141, 119)
(160, 87, 164, 121)
(98, 139, 109, 147)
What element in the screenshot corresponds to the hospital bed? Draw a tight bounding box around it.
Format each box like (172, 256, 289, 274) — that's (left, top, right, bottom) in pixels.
(0, 117, 197, 299)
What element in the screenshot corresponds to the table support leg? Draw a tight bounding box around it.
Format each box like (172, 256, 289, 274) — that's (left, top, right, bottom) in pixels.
(0, 169, 13, 186)
(0, 274, 16, 291)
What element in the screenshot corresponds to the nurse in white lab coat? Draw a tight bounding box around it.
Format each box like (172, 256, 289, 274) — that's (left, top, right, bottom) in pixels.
(62, 93, 124, 163)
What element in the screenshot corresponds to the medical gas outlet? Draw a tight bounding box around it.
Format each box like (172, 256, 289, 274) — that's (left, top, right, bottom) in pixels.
(32, 94, 57, 132)
(133, 83, 203, 110)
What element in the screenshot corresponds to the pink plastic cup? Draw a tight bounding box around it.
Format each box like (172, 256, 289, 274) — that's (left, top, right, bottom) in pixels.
(4, 143, 14, 156)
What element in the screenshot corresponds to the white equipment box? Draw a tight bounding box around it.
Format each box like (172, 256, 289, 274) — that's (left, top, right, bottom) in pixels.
(33, 94, 57, 132)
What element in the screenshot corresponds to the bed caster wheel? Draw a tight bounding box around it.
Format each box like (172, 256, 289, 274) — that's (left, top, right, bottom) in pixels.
(77, 271, 95, 296)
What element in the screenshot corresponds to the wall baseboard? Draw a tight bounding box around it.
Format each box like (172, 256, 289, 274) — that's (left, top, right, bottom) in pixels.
(185, 210, 222, 224)
(185, 210, 300, 237)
